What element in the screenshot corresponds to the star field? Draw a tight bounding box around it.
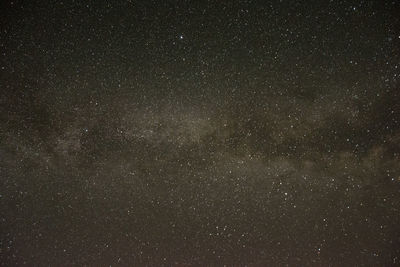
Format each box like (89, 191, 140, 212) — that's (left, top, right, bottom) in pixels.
(1, 0, 400, 266)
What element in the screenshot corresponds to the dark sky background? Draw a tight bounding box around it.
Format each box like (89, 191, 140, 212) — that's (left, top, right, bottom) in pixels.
(1, 0, 400, 266)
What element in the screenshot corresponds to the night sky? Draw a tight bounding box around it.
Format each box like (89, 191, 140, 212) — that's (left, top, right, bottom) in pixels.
(1, 0, 400, 266)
